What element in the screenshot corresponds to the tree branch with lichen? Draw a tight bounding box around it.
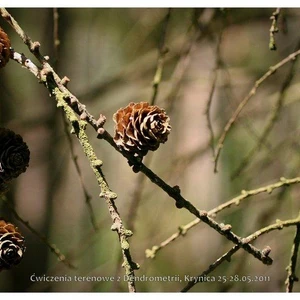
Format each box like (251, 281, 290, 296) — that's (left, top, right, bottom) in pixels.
(51, 83, 139, 293)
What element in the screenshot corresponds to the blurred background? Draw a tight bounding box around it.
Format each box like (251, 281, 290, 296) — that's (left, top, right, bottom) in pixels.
(0, 8, 300, 292)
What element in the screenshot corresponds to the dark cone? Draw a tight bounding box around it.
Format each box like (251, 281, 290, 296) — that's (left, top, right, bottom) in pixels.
(0, 27, 11, 69)
(113, 102, 171, 158)
(0, 219, 25, 271)
(0, 128, 30, 183)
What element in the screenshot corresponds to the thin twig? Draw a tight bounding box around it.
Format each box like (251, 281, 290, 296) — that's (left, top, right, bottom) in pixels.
(214, 47, 300, 173)
(269, 8, 281, 51)
(182, 213, 300, 292)
(0, 195, 76, 269)
(62, 114, 99, 231)
(205, 29, 224, 158)
(221, 67, 271, 151)
(146, 176, 300, 258)
(52, 7, 98, 231)
(0, 7, 45, 63)
(53, 8, 60, 67)
(181, 245, 240, 292)
(285, 222, 300, 292)
(163, 9, 215, 112)
(231, 39, 300, 179)
(151, 8, 171, 105)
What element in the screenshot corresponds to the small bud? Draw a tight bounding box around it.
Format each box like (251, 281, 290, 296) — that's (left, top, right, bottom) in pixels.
(61, 76, 70, 86)
(96, 114, 106, 127)
(97, 128, 105, 139)
(261, 246, 271, 257)
(80, 112, 87, 120)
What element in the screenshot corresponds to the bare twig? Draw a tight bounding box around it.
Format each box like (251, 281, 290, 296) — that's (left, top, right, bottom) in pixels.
(151, 8, 171, 105)
(285, 222, 300, 292)
(0, 7, 45, 63)
(0, 195, 76, 269)
(181, 245, 240, 292)
(269, 8, 281, 51)
(205, 29, 224, 158)
(221, 67, 271, 151)
(53, 8, 60, 66)
(146, 176, 300, 258)
(231, 39, 300, 179)
(214, 48, 300, 172)
(182, 213, 300, 292)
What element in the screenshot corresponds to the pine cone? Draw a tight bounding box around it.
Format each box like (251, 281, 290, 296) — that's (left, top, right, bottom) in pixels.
(113, 102, 171, 158)
(0, 128, 30, 184)
(0, 27, 11, 69)
(0, 219, 25, 271)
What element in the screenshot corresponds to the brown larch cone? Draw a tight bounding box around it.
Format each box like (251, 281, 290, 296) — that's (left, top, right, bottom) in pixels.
(0, 220, 26, 271)
(0, 128, 30, 184)
(113, 102, 171, 158)
(0, 27, 11, 69)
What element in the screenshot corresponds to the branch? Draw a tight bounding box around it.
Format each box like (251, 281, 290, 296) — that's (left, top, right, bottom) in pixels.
(269, 8, 281, 51)
(205, 28, 224, 158)
(146, 176, 300, 258)
(151, 8, 171, 105)
(0, 7, 45, 63)
(214, 47, 300, 172)
(62, 115, 99, 231)
(285, 222, 300, 292)
(0, 195, 76, 269)
(181, 245, 240, 292)
(52, 85, 139, 293)
(231, 38, 300, 179)
(53, 8, 60, 67)
(182, 213, 300, 292)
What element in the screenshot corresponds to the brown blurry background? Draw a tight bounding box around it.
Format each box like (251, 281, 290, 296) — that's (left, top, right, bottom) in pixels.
(0, 8, 300, 292)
